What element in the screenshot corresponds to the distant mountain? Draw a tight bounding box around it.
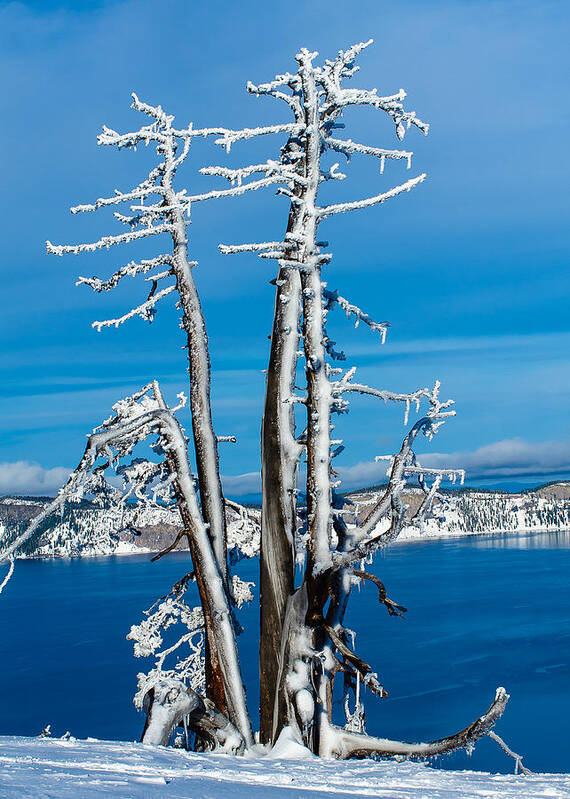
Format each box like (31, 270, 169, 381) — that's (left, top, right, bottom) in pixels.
(0, 496, 182, 559)
(1, 481, 569, 559)
(344, 481, 570, 541)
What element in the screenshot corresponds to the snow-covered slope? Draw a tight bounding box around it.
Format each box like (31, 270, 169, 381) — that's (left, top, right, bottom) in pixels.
(2, 482, 570, 559)
(346, 482, 570, 543)
(0, 735, 568, 798)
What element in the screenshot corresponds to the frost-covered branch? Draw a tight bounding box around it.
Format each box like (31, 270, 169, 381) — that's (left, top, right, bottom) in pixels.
(320, 688, 509, 759)
(331, 384, 457, 569)
(488, 730, 532, 775)
(47, 224, 175, 257)
(0, 558, 14, 595)
(318, 174, 426, 218)
(77, 255, 174, 293)
(331, 370, 440, 425)
(324, 136, 412, 173)
(92, 283, 176, 331)
(323, 290, 389, 340)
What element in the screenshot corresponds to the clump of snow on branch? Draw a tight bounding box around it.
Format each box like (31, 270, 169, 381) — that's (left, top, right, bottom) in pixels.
(128, 575, 205, 709)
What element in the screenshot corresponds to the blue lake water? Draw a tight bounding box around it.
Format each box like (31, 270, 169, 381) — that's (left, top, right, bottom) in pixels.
(1, 529, 569, 774)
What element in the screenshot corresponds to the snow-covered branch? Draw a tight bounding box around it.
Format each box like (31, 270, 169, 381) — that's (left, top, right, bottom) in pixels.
(0, 557, 14, 595)
(219, 241, 289, 256)
(324, 136, 412, 173)
(323, 290, 390, 340)
(488, 730, 533, 776)
(47, 224, 175, 257)
(92, 283, 176, 331)
(320, 687, 509, 759)
(77, 255, 174, 293)
(317, 174, 426, 218)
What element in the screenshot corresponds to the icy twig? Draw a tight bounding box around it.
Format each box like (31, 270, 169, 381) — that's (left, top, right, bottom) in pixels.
(488, 730, 533, 775)
(318, 174, 426, 218)
(92, 284, 176, 331)
(0, 557, 14, 595)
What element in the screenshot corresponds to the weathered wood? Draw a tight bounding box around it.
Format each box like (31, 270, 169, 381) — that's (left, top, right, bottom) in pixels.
(141, 677, 244, 754)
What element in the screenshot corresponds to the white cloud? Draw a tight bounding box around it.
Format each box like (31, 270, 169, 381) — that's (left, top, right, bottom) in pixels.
(420, 438, 570, 480)
(336, 437, 570, 489)
(221, 472, 261, 497)
(5, 437, 570, 499)
(0, 462, 72, 496)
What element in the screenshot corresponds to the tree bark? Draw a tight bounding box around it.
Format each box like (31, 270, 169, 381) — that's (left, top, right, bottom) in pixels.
(259, 264, 302, 742)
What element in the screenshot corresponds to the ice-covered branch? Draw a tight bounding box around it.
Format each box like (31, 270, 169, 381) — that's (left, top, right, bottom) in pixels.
(488, 730, 532, 776)
(324, 136, 412, 173)
(331, 385, 456, 569)
(70, 185, 162, 214)
(77, 255, 174, 293)
(332, 371, 435, 425)
(47, 224, 174, 257)
(246, 77, 302, 114)
(219, 241, 289, 256)
(0, 557, 14, 595)
(320, 687, 509, 759)
(185, 174, 287, 204)
(213, 123, 301, 153)
(323, 290, 389, 339)
(92, 283, 176, 331)
(317, 174, 426, 218)
(201, 160, 305, 187)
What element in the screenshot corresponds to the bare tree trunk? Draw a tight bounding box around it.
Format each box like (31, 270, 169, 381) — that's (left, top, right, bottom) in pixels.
(172, 238, 229, 713)
(141, 677, 245, 754)
(152, 391, 252, 745)
(168, 208, 228, 585)
(165, 152, 230, 711)
(259, 265, 302, 742)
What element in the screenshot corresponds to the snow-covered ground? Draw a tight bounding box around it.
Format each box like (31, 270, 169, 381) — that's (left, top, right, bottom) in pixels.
(0, 736, 568, 798)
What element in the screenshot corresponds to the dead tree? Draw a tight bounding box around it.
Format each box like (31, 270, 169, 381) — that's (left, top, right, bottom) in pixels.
(44, 97, 273, 742)
(0, 41, 521, 767)
(210, 41, 510, 757)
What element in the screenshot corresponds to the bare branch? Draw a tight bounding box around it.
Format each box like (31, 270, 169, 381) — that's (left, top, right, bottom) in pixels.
(323, 622, 387, 698)
(150, 529, 191, 562)
(351, 570, 407, 618)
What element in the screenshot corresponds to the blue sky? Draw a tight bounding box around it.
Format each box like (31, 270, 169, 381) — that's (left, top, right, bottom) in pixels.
(1, 0, 569, 496)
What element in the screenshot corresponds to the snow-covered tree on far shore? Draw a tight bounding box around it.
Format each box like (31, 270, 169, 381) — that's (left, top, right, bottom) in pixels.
(0, 41, 528, 772)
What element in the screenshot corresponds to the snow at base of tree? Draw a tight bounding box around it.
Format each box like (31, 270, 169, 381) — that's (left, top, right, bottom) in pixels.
(0, 735, 567, 798)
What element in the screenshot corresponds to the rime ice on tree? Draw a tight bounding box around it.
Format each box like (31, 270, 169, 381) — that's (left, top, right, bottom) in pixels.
(0, 41, 526, 770)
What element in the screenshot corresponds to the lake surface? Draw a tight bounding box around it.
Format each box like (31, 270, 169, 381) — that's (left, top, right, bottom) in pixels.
(1, 529, 569, 774)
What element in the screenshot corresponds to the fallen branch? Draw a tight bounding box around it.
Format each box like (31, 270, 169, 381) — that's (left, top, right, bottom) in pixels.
(320, 687, 509, 759)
